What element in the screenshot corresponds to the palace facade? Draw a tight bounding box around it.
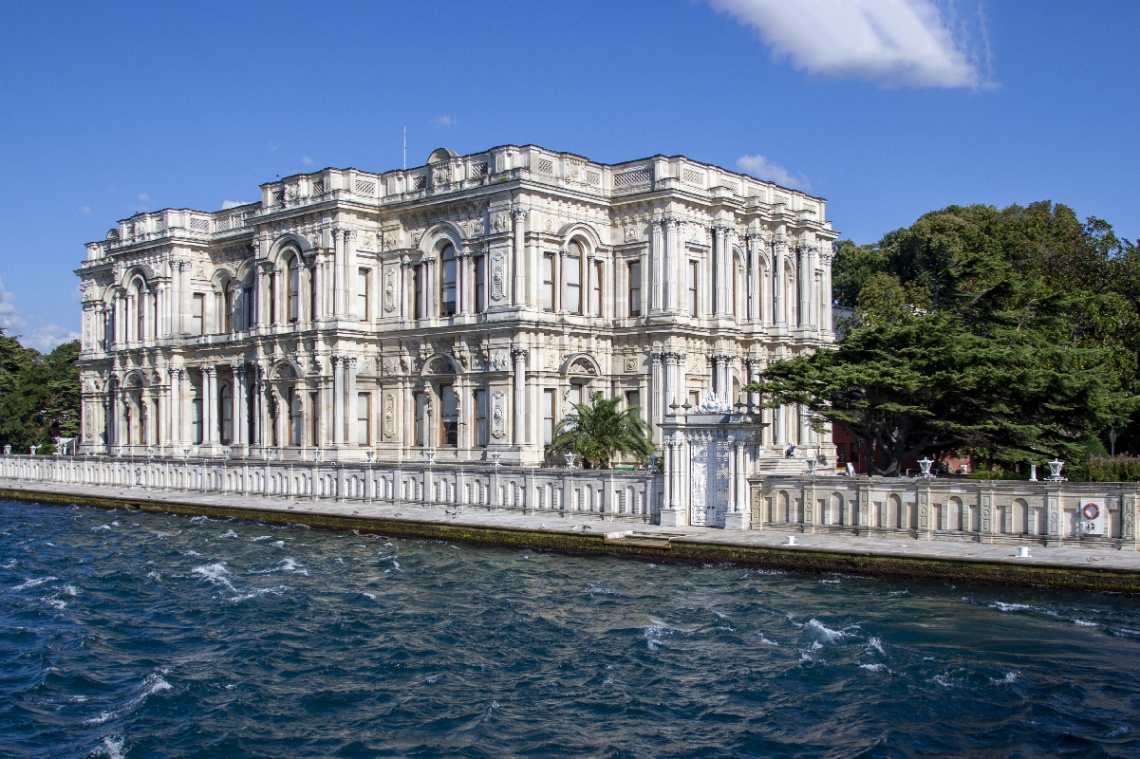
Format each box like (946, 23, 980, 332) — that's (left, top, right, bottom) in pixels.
(76, 144, 838, 465)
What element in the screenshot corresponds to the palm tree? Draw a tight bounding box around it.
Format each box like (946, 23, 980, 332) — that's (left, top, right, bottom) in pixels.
(547, 392, 655, 468)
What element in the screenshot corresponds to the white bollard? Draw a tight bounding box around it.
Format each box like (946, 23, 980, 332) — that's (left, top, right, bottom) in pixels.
(1017, 546, 1031, 558)
(786, 535, 797, 546)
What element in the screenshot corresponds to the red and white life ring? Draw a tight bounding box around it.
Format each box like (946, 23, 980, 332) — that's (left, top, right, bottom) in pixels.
(1082, 503, 1100, 520)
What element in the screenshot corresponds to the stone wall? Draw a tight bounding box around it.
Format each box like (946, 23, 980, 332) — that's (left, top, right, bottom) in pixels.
(0, 455, 661, 523)
(753, 474, 1140, 549)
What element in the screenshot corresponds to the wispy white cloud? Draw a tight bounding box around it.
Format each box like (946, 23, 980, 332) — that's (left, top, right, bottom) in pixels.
(79, 205, 91, 215)
(221, 200, 250, 210)
(137, 193, 152, 202)
(432, 115, 457, 128)
(0, 277, 25, 332)
(0, 278, 78, 351)
(737, 154, 810, 190)
(301, 156, 313, 166)
(706, 0, 988, 88)
(22, 324, 80, 353)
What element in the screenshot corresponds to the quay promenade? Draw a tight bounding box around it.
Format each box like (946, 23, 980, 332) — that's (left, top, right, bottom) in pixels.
(3, 478, 1140, 594)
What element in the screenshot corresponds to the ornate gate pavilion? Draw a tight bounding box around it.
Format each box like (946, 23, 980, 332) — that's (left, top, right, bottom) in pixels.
(76, 144, 837, 466)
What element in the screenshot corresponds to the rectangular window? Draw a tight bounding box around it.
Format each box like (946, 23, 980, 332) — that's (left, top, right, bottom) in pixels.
(592, 261, 602, 316)
(192, 396, 203, 444)
(440, 258, 457, 316)
(689, 260, 699, 317)
(413, 265, 423, 319)
(628, 261, 641, 317)
(474, 256, 486, 313)
(440, 384, 457, 446)
(268, 273, 277, 325)
(625, 391, 640, 419)
(567, 384, 582, 415)
(358, 268, 370, 321)
(224, 290, 233, 333)
(310, 267, 318, 320)
(566, 255, 581, 314)
(289, 388, 302, 447)
(414, 391, 427, 446)
(475, 389, 488, 447)
(310, 392, 319, 447)
(288, 265, 300, 322)
(542, 254, 556, 312)
(192, 294, 205, 336)
(357, 392, 371, 446)
(243, 286, 253, 330)
(543, 388, 556, 446)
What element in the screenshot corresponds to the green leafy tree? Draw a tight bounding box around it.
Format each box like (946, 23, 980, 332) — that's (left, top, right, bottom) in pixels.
(547, 392, 654, 469)
(0, 335, 81, 451)
(753, 202, 1140, 475)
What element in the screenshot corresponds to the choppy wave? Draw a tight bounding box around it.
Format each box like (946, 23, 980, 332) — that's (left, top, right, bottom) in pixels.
(3, 499, 1140, 758)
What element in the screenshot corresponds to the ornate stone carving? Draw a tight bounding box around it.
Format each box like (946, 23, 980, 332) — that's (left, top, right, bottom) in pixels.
(383, 393, 395, 439)
(381, 357, 401, 376)
(624, 357, 638, 372)
(384, 268, 396, 313)
(490, 252, 506, 301)
(491, 391, 506, 439)
(489, 350, 510, 372)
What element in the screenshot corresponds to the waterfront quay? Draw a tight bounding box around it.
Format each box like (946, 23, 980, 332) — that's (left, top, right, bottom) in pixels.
(4, 477, 1140, 595)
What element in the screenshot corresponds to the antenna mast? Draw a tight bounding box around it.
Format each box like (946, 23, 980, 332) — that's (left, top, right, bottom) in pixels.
(403, 125, 406, 170)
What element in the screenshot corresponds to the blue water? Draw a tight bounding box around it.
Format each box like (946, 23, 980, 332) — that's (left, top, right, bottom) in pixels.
(3, 500, 1140, 758)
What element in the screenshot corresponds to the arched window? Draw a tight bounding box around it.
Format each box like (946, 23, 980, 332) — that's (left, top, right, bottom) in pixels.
(224, 286, 234, 333)
(566, 242, 583, 314)
(219, 382, 233, 444)
(440, 245, 457, 316)
(132, 280, 146, 341)
(289, 389, 302, 447)
(287, 255, 300, 322)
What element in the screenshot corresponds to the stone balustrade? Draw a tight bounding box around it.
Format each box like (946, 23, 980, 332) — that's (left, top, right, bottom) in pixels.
(753, 474, 1140, 549)
(0, 455, 661, 522)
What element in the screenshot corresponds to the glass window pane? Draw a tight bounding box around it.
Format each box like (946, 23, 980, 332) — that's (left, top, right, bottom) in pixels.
(441, 257, 456, 316)
(542, 255, 555, 312)
(566, 256, 581, 313)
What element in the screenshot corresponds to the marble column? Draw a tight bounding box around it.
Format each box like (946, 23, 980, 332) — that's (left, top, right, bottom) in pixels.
(400, 257, 411, 321)
(344, 230, 358, 319)
(232, 364, 247, 448)
(650, 219, 664, 313)
(512, 209, 527, 307)
(664, 219, 679, 312)
(662, 352, 678, 412)
(346, 356, 358, 447)
(332, 356, 344, 445)
(333, 227, 345, 316)
(650, 353, 663, 443)
(168, 368, 182, 447)
(772, 239, 787, 326)
(714, 228, 729, 318)
(202, 366, 217, 445)
(512, 348, 527, 447)
(311, 257, 323, 321)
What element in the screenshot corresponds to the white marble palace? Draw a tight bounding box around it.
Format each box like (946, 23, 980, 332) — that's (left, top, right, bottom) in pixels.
(76, 144, 838, 465)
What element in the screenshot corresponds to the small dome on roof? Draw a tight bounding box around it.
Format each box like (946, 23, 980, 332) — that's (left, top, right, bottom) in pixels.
(427, 147, 458, 164)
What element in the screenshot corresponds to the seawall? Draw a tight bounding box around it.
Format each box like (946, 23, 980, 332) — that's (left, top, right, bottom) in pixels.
(3, 482, 1140, 595)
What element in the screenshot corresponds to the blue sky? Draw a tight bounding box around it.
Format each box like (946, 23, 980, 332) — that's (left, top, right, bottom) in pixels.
(0, 0, 1136, 350)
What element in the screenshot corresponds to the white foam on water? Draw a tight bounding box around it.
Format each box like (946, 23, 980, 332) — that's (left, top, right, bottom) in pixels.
(989, 601, 1060, 617)
(483, 700, 499, 722)
(1073, 619, 1098, 627)
(819, 578, 840, 584)
(63, 584, 78, 596)
(860, 663, 887, 672)
(713, 610, 728, 619)
(125, 672, 171, 711)
(230, 586, 286, 603)
(1112, 628, 1140, 638)
(192, 563, 238, 594)
(758, 634, 780, 647)
(189, 516, 208, 523)
(91, 525, 111, 532)
(867, 636, 885, 655)
(218, 529, 238, 539)
(2, 559, 15, 569)
(642, 624, 684, 652)
(1105, 726, 1131, 738)
(932, 674, 955, 688)
(248, 558, 309, 576)
(14, 576, 57, 591)
(111, 521, 120, 527)
(888, 589, 909, 595)
(991, 671, 1019, 685)
(271, 541, 285, 548)
(806, 618, 854, 643)
(97, 735, 125, 759)
(44, 597, 66, 610)
(146, 571, 161, 581)
(183, 550, 201, 556)
(249, 536, 272, 542)
(362, 592, 376, 600)
(85, 711, 114, 726)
